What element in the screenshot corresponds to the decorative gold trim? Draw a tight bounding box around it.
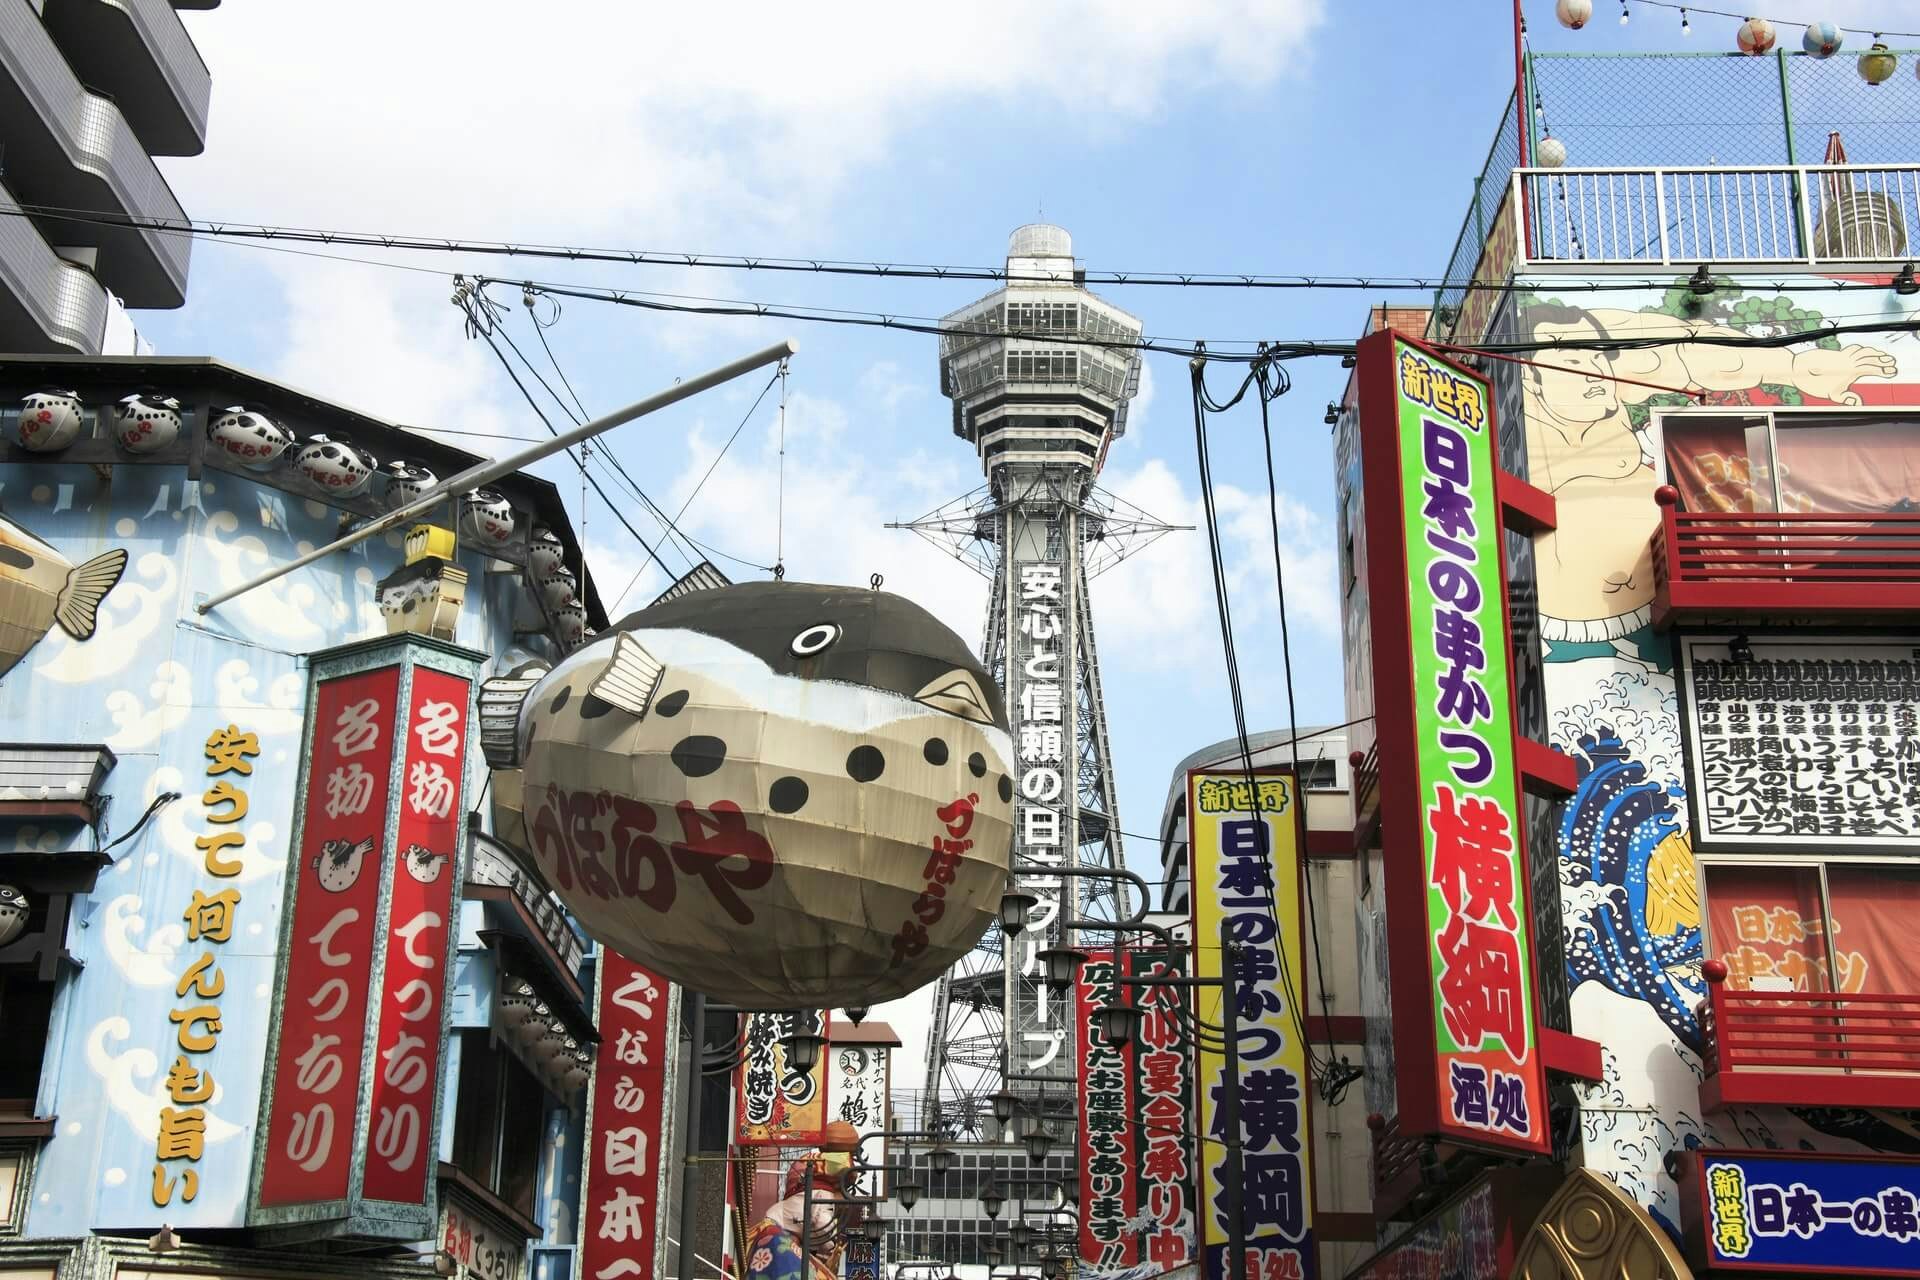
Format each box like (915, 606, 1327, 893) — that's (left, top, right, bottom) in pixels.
(1511, 1169, 1695, 1280)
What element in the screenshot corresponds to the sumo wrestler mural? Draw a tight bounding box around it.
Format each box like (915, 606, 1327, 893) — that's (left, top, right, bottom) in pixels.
(481, 580, 1016, 1010)
(1513, 276, 1920, 1231)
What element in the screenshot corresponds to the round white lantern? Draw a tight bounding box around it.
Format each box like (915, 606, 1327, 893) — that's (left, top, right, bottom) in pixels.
(295, 434, 378, 498)
(528, 526, 567, 577)
(207, 406, 292, 471)
(112, 394, 183, 454)
(1555, 0, 1593, 28)
(15, 391, 84, 452)
(461, 489, 515, 546)
(1537, 135, 1568, 168)
(536, 566, 579, 611)
(385, 461, 438, 511)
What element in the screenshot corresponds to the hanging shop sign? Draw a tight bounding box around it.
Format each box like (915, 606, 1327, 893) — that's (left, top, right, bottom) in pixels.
(579, 950, 679, 1280)
(439, 1187, 528, 1280)
(1188, 768, 1314, 1280)
(150, 722, 261, 1209)
(1130, 948, 1197, 1272)
(1074, 949, 1137, 1269)
(1352, 331, 1548, 1157)
(1679, 1149, 1920, 1276)
(1679, 635, 1920, 852)
(249, 634, 480, 1241)
(830, 1042, 889, 1197)
(734, 1011, 832, 1146)
(845, 1237, 881, 1280)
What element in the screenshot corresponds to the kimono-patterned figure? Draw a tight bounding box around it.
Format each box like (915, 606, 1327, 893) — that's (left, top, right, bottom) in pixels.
(743, 1148, 861, 1280)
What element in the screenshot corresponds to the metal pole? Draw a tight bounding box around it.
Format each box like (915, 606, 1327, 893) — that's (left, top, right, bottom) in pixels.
(802, 1168, 814, 1280)
(194, 338, 798, 613)
(676, 990, 708, 1280)
(1218, 916, 1247, 1280)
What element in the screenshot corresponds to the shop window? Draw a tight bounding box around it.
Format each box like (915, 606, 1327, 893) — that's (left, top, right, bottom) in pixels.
(1662, 411, 1920, 515)
(0, 969, 53, 1115)
(1703, 862, 1920, 995)
(451, 1030, 549, 1219)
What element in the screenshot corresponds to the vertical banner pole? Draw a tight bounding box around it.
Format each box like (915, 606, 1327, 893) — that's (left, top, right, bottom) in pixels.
(677, 990, 708, 1280)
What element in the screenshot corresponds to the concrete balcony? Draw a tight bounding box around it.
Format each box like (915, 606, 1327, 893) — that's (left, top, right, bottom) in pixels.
(0, 0, 191, 307)
(41, 0, 212, 156)
(0, 179, 109, 354)
(1516, 164, 1918, 269)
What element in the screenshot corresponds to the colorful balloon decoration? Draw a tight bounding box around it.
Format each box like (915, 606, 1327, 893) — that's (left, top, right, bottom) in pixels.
(16, 391, 84, 452)
(481, 581, 1015, 1008)
(1860, 42, 1898, 85)
(1555, 0, 1593, 29)
(1736, 17, 1776, 54)
(113, 393, 182, 454)
(1802, 22, 1843, 57)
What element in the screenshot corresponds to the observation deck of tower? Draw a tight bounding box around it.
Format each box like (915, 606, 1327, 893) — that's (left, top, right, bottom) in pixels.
(904, 224, 1177, 1133)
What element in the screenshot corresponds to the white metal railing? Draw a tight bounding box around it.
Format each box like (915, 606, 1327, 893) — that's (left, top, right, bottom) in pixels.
(1515, 164, 1920, 267)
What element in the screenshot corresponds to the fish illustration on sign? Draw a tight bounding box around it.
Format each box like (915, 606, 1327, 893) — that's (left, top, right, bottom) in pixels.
(481, 577, 1015, 1009)
(0, 515, 127, 680)
(401, 843, 449, 884)
(313, 836, 376, 893)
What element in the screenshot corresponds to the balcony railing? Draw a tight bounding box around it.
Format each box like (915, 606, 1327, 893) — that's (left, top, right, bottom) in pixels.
(1698, 961, 1920, 1111)
(1516, 164, 1918, 267)
(1648, 486, 1920, 629)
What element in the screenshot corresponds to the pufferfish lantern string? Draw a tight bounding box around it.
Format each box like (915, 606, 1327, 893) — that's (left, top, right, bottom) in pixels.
(480, 580, 1015, 1009)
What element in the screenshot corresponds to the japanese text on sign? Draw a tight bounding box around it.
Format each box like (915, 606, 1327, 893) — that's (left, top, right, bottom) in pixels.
(833, 1046, 889, 1198)
(153, 723, 259, 1207)
(1075, 952, 1137, 1268)
(581, 952, 677, 1280)
(1392, 338, 1544, 1154)
(1132, 951, 1196, 1272)
(1012, 559, 1068, 1075)
(734, 1011, 831, 1145)
(1700, 1154, 1920, 1275)
(1683, 638, 1920, 849)
(1188, 769, 1314, 1280)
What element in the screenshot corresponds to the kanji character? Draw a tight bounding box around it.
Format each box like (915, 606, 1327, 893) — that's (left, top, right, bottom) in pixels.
(1237, 1067, 1302, 1153)
(1220, 819, 1269, 858)
(1784, 1183, 1822, 1238)
(1398, 351, 1432, 405)
(1142, 1139, 1188, 1182)
(413, 701, 463, 756)
(1020, 682, 1062, 723)
(155, 1106, 206, 1160)
(184, 888, 240, 943)
(1020, 725, 1064, 762)
(1881, 1189, 1918, 1240)
(1730, 904, 1770, 943)
(1436, 914, 1525, 1049)
(603, 1126, 651, 1176)
(1435, 656, 1492, 726)
(1020, 565, 1062, 600)
(205, 725, 259, 775)
(1021, 800, 1060, 844)
(165, 1056, 214, 1105)
(1239, 1152, 1305, 1238)
(407, 760, 456, 819)
(324, 763, 375, 820)
(1427, 784, 1517, 927)
(203, 781, 248, 824)
(175, 951, 225, 1000)
(1423, 478, 1477, 543)
(331, 698, 382, 757)
(1450, 1061, 1488, 1127)
(1489, 1070, 1530, 1136)
(597, 1187, 648, 1242)
(195, 830, 245, 877)
(1423, 418, 1470, 486)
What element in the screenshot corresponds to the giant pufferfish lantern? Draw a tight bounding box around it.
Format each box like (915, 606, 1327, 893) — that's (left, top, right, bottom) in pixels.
(480, 581, 1015, 1009)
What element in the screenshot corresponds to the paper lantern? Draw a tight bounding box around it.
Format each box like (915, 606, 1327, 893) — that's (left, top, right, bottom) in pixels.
(1555, 0, 1592, 28)
(208, 406, 291, 471)
(461, 489, 515, 546)
(484, 581, 1015, 1008)
(1537, 135, 1568, 168)
(1737, 17, 1776, 54)
(112, 393, 181, 453)
(15, 391, 84, 452)
(295, 434, 378, 497)
(1802, 22, 1843, 57)
(552, 600, 588, 649)
(535, 565, 579, 611)
(1860, 42, 1897, 85)
(529, 525, 567, 577)
(386, 461, 438, 510)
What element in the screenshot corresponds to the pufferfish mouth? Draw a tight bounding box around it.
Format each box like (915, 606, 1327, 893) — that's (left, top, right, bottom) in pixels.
(913, 668, 997, 726)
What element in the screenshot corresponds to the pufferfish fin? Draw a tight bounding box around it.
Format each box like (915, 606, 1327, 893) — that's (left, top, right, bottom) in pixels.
(1645, 830, 1701, 937)
(587, 633, 665, 718)
(478, 666, 547, 769)
(53, 548, 128, 640)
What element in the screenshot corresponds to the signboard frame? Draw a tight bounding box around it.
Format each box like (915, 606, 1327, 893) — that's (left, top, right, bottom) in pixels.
(1352, 328, 1550, 1156)
(247, 634, 482, 1241)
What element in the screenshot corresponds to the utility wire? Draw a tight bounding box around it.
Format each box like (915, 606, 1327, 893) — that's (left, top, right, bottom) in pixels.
(8, 199, 1920, 297)
(1624, 0, 1920, 38)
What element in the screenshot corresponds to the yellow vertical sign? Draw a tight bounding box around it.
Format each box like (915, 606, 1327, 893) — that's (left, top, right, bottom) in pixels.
(1188, 769, 1315, 1280)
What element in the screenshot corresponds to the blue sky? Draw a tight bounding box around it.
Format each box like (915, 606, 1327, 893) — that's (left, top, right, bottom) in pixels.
(134, 0, 1917, 1071)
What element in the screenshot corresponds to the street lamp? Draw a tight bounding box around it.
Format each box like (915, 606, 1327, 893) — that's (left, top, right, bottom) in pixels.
(780, 1022, 828, 1072)
(981, 1188, 1005, 1220)
(928, 1144, 956, 1176)
(894, 1180, 924, 1210)
(990, 1089, 1021, 1125)
(1059, 1169, 1080, 1205)
(998, 890, 1039, 936)
(1096, 1003, 1144, 1048)
(1007, 1223, 1035, 1249)
(1035, 946, 1087, 991)
(1022, 1126, 1053, 1163)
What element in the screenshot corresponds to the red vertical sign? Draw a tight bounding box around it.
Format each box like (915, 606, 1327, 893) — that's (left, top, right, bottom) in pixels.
(258, 667, 402, 1207)
(580, 951, 673, 1280)
(1074, 949, 1138, 1267)
(362, 668, 470, 1203)
(1130, 949, 1196, 1272)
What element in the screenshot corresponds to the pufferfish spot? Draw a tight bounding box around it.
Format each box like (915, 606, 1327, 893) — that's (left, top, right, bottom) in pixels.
(655, 689, 690, 717)
(579, 693, 618, 719)
(998, 775, 1013, 804)
(923, 737, 949, 766)
(770, 776, 809, 814)
(549, 686, 571, 714)
(671, 735, 728, 777)
(968, 752, 987, 778)
(846, 745, 885, 783)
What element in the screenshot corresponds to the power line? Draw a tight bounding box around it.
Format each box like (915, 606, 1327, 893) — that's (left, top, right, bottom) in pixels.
(8, 198, 1920, 298)
(1624, 0, 1920, 38)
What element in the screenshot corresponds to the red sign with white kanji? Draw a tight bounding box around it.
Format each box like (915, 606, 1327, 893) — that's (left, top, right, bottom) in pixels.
(579, 951, 674, 1280)
(258, 666, 402, 1207)
(1074, 950, 1138, 1268)
(361, 667, 470, 1203)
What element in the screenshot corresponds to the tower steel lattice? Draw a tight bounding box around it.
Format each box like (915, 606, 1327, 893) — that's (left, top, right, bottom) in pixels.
(894, 225, 1178, 1138)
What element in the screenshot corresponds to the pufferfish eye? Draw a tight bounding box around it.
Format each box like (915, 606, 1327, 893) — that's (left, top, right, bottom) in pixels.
(790, 623, 841, 657)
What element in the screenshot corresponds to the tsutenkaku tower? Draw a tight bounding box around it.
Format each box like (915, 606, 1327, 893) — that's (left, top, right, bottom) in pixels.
(900, 224, 1173, 1129)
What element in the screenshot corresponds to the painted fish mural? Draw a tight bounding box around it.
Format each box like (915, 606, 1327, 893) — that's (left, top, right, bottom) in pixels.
(0, 514, 127, 680)
(482, 579, 1015, 1009)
